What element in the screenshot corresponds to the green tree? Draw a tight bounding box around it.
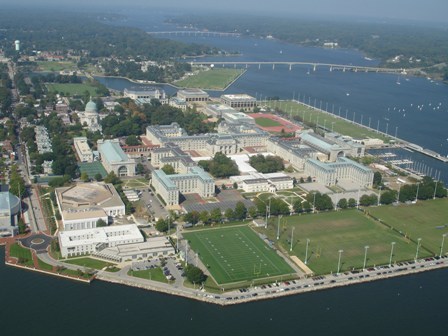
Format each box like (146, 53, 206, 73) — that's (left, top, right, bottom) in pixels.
(94, 173, 103, 182)
(161, 164, 175, 175)
(337, 198, 348, 209)
(18, 218, 27, 234)
(248, 206, 258, 218)
(184, 211, 199, 225)
(373, 172, 383, 187)
(80, 171, 90, 182)
(234, 201, 247, 220)
(104, 171, 121, 185)
(184, 264, 207, 284)
(210, 208, 222, 223)
(293, 200, 303, 213)
(348, 198, 357, 208)
(156, 218, 169, 232)
(199, 210, 210, 225)
(96, 218, 107, 227)
(125, 135, 140, 146)
(380, 190, 397, 205)
(224, 208, 234, 221)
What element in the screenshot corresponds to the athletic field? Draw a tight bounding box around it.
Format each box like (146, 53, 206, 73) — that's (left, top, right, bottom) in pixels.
(183, 226, 295, 285)
(174, 68, 244, 90)
(368, 199, 448, 255)
(46, 83, 98, 96)
(261, 210, 428, 275)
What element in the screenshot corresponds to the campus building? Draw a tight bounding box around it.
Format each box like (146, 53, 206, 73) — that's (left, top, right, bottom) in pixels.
(152, 166, 215, 206)
(78, 100, 102, 133)
(220, 94, 257, 111)
(0, 185, 21, 237)
(297, 130, 365, 161)
(73, 137, 94, 163)
(55, 182, 125, 231)
(146, 122, 269, 155)
(168, 97, 187, 111)
(204, 104, 238, 118)
(304, 157, 374, 188)
(230, 172, 294, 193)
(92, 236, 175, 262)
(58, 224, 144, 258)
(124, 87, 166, 101)
(98, 139, 135, 177)
(177, 88, 209, 103)
(151, 143, 196, 173)
(266, 137, 318, 171)
(35, 125, 52, 154)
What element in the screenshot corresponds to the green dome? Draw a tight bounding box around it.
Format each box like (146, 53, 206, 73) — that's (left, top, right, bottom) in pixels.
(85, 100, 97, 113)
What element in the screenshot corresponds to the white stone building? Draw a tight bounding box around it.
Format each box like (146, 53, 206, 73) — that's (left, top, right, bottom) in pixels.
(97, 139, 135, 177)
(58, 224, 144, 258)
(74, 137, 94, 163)
(55, 182, 125, 231)
(221, 94, 257, 111)
(78, 100, 102, 133)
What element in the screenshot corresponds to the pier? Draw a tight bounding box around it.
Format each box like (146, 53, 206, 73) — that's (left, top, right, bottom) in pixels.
(190, 61, 406, 74)
(402, 143, 448, 163)
(147, 31, 241, 37)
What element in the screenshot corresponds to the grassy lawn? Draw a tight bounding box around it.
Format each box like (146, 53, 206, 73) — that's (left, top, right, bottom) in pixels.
(258, 210, 427, 275)
(37, 258, 54, 272)
(367, 199, 448, 255)
(64, 257, 116, 270)
(122, 178, 149, 189)
(59, 268, 93, 279)
(37, 61, 77, 72)
(265, 100, 391, 142)
(46, 83, 98, 96)
(9, 243, 34, 267)
(128, 268, 168, 283)
(184, 226, 295, 285)
(254, 117, 282, 127)
(175, 68, 244, 90)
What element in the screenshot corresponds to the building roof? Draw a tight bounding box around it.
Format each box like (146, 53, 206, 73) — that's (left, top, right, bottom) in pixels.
(56, 183, 125, 221)
(99, 140, 130, 163)
(0, 190, 20, 212)
(58, 224, 143, 248)
(85, 100, 97, 113)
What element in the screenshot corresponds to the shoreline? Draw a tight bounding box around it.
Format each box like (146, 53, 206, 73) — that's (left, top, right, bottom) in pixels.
(4, 250, 446, 306)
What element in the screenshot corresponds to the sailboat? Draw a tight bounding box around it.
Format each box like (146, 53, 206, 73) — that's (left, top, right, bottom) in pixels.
(396, 76, 401, 85)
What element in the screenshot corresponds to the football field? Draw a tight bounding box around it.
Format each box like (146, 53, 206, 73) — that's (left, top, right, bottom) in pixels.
(183, 226, 295, 285)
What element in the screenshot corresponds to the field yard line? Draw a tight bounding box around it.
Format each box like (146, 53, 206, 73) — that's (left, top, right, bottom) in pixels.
(240, 228, 282, 274)
(198, 234, 235, 282)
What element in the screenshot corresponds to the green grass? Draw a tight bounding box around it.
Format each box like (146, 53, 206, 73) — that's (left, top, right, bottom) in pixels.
(367, 199, 448, 255)
(122, 178, 149, 189)
(9, 243, 34, 267)
(184, 226, 295, 285)
(46, 83, 98, 96)
(258, 210, 428, 275)
(37, 61, 77, 72)
(128, 268, 168, 283)
(175, 68, 244, 90)
(254, 117, 282, 127)
(37, 258, 54, 272)
(59, 268, 93, 279)
(64, 257, 115, 270)
(265, 100, 391, 142)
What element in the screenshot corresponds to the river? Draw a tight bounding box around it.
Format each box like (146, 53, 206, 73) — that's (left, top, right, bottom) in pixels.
(3, 10, 448, 335)
(1, 248, 447, 336)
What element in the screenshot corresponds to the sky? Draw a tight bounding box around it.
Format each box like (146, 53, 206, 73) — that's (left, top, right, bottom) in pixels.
(2, 0, 448, 24)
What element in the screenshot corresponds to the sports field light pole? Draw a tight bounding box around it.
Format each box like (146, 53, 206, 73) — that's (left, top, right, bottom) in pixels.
(415, 238, 422, 261)
(276, 215, 282, 240)
(363, 245, 369, 270)
(415, 183, 420, 203)
(389, 242, 396, 267)
(305, 238, 310, 264)
(377, 186, 382, 206)
(337, 249, 344, 275)
(290, 227, 295, 252)
(440, 234, 447, 257)
(433, 180, 439, 199)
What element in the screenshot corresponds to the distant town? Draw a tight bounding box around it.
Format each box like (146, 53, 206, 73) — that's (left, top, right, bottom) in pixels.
(1, 11, 448, 305)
